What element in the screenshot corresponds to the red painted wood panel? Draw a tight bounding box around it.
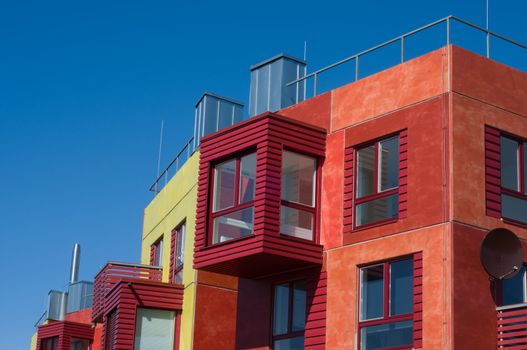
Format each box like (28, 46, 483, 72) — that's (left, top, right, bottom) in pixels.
(305, 270, 327, 349)
(194, 112, 326, 277)
(37, 321, 94, 350)
(170, 228, 176, 283)
(413, 252, 423, 348)
(399, 129, 409, 219)
(485, 125, 502, 218)
(343, 148, 354, 233)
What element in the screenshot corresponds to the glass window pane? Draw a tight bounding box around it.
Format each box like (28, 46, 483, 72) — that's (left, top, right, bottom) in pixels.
(524, 142, 527, 195)
(357, 145, 376, 198)
(292, 281, 307, 332)
(379, 137, 399, 191)
(360, 265, 384, 321)
(176, 224, 185, 268)
(153, 239, 163, 266)
(274, 337, 304, 350)
(70, 338, 90, 350)
(282, 151, 316, 206)
(390, 259, 413, 316)
(273, 284, 290, 335)
(501, 137, 519, 191)
(360, 320, 413, 350)
(280, 206, 313, 240)
(134, 308, 175, 350)
(213, 159, 236, 212)
(212, 207, 254, 244)
(502, 266, 526, 305)
(356, 194, 398, 227)
(240, 153, 256, 204)
(502, 194, 527, 223)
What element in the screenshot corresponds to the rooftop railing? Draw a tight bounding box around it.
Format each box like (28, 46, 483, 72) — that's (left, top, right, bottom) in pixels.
(149, 136, 195, 193)
(497, 303, 527, 348)
(287, 15, 527, 100)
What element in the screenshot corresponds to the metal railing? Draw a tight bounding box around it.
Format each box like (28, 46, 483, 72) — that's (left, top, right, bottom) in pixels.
(92, 261, 163, 322)
(497, 303, 527, 348)
(287, 15, 527, 99)
(149, 136, 195, 193)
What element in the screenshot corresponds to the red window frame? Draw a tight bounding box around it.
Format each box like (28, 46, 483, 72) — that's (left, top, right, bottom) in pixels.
(358, 256, 415, 350)
(353, 135, 400, 229)
(280, 150, 320, 242)
(500, 134, 527, 224)
(271, 280, 306, 348)
(150, 237, 163, 266)
(208, 151, 256, 246)
(170, 222, 186, 283)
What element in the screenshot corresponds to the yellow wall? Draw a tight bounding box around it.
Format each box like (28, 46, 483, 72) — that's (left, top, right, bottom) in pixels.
(141, 151, 199, 350)
(29, 331, 37, 350)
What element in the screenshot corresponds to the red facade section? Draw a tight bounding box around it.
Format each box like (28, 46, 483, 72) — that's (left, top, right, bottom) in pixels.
(149, 244, 156, 265)
(343, 147, 354, 233)
(193, 113, 326, 277)
(399, 129, 409, 219)
(305, 270, 327, 349)
(169, 228, 176, 282)
(485, 125, 502, 218)
(36, 321, 94, 350)
(497, 304, 527, 348)
(413, 251, 423, 348)
(100, 279, 183, 350)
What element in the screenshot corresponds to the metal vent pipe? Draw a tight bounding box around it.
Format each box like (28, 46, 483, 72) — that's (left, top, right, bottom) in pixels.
(69, 244, 81, 284)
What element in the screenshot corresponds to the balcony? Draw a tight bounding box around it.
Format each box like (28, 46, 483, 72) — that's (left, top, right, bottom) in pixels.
(497, 303, 527, 348)
(91, 262, 171, 323)
(193, 112, 326, 278)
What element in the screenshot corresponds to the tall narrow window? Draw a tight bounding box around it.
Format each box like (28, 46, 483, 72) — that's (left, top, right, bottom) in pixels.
(41, 337, 59, 350)
(70, 338, 91, 350)
(211, 152, 256, 244)
(359, 258, 414, 350)
(151, 238, 163, 266)
(134, 308, 175, 350)
(171, 223, 186, 284)
(272, 281, 306, 350)
(500, 265, 527, 306)
(281, 151, 317, 240)
(355, 136, 399, 227)
(500, 135, 527, 223)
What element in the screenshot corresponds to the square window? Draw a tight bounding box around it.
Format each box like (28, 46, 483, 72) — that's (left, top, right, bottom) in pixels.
(355, 136, 400, 228)
(359, 258, 414, 350)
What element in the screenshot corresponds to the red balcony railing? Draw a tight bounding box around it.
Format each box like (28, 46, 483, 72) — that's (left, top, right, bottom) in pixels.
(92, 262, 162, 322)
(497, 303, 527, 348)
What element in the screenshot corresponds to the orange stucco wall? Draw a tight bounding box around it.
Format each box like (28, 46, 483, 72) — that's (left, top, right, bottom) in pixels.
(326, 224, 452, 348)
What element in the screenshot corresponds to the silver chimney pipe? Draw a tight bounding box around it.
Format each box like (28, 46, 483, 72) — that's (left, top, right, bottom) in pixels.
(69, 243, 81, 284)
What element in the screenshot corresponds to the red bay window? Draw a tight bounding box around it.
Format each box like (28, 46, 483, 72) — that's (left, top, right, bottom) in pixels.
(210, 152, 256, 245)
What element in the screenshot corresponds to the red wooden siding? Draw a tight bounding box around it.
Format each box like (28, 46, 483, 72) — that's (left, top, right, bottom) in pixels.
(99, 279, 184, 350)
(36, 321, 94, 350)
(497, 304, 527, 348)
(149, 244, 156, 265)
(193, 112, 326, 277)
(343, 148, 354, 233)
(485, 125, 502, 218)
(305, 270, 327, 349)
(398, 129, 409, 219)
(170, 228, 176, 282)
(413, 251, 423, 348)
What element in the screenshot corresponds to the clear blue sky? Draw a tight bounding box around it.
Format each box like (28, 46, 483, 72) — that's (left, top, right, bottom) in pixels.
(1, 0, 526, 348)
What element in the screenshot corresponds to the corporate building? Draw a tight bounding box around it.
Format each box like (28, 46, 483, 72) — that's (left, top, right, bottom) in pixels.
(32, 16, 527, 350)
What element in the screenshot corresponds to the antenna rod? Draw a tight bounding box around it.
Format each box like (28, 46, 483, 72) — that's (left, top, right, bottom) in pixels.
(156, 120, 164, 179)
(304, 40, 307, 61)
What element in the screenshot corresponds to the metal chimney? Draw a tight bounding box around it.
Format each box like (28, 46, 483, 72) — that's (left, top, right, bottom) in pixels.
(69, 244, 81, 284)
(249, 54, 306, 117)
(47, 290, 68, 321)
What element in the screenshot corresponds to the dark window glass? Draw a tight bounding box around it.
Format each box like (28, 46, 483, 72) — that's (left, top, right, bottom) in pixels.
(390, 259, 413, 315)
(239, 153, 256, 204)
(379, 137, 399, 191)
(360, 320, 413, 350)
(41, 337, 59, 350)
(357, 145, 376, 198)
(356, 194, 398, 227)
(292, 281, 306, 332)
(273, 283, 290, 336)
(502, 266, 526, 306)
(502, 194, 527, 223)
(524, 142, 527, 195)
(501, 137, 519, 191)
(360, 265, 384, 321)
(274, 337, 304, 350)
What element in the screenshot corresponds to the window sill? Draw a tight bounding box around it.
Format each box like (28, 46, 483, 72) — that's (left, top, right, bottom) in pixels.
(502, 217, 527, 230)
(203, 234, 254, 250)
(352, 217, 398, 232)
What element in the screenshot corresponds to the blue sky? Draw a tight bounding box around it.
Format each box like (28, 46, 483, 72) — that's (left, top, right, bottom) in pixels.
(1, 0, 526, 348)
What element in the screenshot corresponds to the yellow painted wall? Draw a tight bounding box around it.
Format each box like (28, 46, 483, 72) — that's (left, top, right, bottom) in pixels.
(29, 331, 37, 350)
(141, 151, 199, 350)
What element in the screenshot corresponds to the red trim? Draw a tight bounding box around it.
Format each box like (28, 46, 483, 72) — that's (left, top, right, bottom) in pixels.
(36, 321, 94, 350)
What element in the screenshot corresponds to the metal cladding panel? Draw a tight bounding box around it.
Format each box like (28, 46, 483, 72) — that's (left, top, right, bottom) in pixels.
(67, 281, 93, 313)
(249, 54, 306, 117)
(47, 291, 68, 321)
(194, 92, 244, 149)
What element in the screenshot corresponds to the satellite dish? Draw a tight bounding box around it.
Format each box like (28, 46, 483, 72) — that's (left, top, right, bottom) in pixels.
(480, 228, 524, 280)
